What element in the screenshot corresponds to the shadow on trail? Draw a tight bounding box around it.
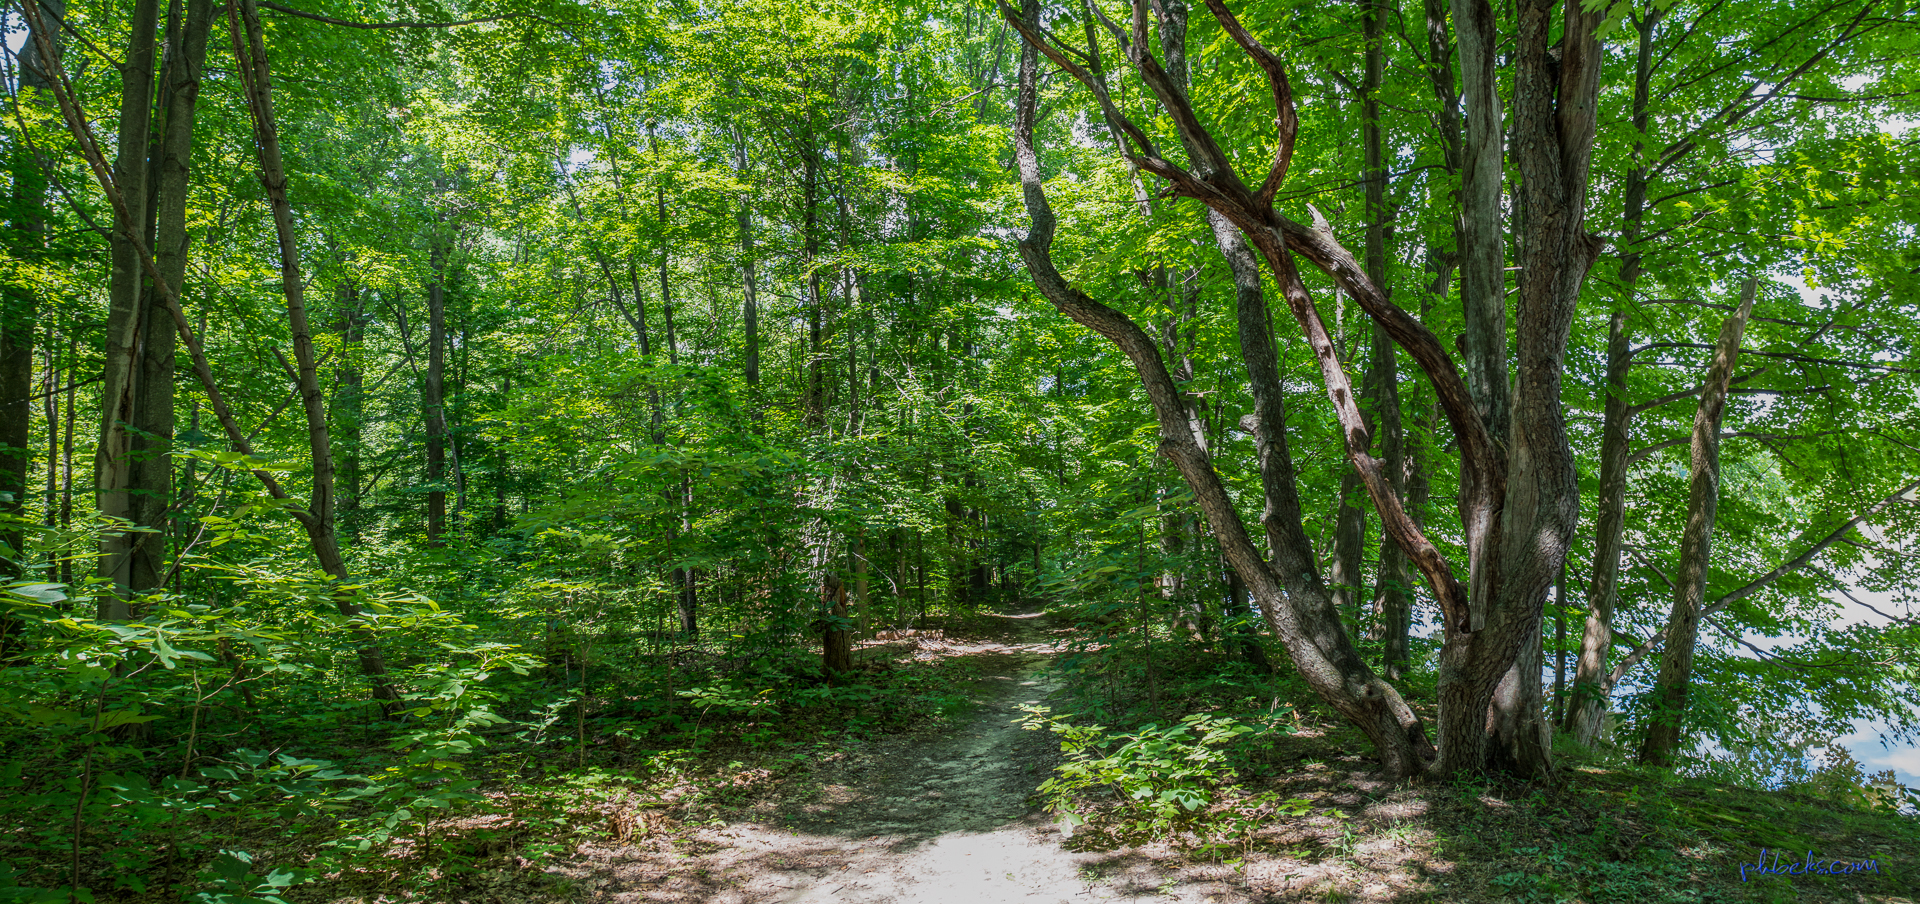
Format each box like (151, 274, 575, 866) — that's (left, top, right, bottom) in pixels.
(547, 607, 1173, 904)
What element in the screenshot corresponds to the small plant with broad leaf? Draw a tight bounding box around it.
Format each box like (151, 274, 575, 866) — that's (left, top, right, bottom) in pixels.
(1018, 705, 1288, 840)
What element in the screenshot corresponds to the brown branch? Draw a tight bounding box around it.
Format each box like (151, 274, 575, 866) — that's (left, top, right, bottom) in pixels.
(1626, 430, 1848, 466)
(1007, 0, 1431, 776)
(1200, 0, 1296, 206)
(995, 0, 1159, 162)
(1014, 0, 1496, 631)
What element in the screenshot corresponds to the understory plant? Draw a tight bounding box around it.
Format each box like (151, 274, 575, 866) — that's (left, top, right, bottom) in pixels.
(1019, 704, 1289, 837)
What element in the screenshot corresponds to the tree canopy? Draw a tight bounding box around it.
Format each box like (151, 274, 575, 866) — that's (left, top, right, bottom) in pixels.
(0, 0, 1917, 894)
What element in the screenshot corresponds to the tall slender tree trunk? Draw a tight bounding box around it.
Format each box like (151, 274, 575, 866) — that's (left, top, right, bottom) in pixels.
(58, 334, 75, 588)
(0, 0, 61, 597)
(41, 338, 60, 537)
(1639, 279, 1756, 766)
(1331, 472, 1367, 628)
(332, 282, 366, 545)
(802, 122, 824, 429)
(1569, 7, 1662, 746)
(229, 0, 395, 700)
(491, 374, 509, 533)
(425, 235, 448, 548)
(1388, 0, 1459, 683)
(1360, 0, 1408, 666)
(854, 531, 870, 636)
(649, 128, 695, 639)
(734, 131, 759, 399)
(1223, 564, 1272, 670)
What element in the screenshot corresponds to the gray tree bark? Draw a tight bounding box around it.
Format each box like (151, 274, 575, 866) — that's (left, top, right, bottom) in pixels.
(128, 0, 215, 595)
(1568, 6, 1662, 747)
(1012, 10, 1433, 777)
(1638, 279, 1757, 766)
(95, 0, 162, 619)
(1005, 0, 1605, 778)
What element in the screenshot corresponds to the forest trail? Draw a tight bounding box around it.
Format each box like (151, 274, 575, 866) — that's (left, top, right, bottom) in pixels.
(552, 610, 1227, 903)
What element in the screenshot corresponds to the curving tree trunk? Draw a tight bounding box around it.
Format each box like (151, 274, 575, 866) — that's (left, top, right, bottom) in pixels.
(1011, 10, 1433, 777)
(228, 0, 397, 700)
(1003, 0, 1605, 779)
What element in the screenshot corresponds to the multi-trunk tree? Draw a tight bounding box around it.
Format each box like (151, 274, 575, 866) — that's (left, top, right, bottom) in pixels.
(1002, 0, 1918, 778)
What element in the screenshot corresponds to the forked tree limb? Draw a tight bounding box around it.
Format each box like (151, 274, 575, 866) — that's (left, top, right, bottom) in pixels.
(1009, 2, 1431, 776)
(1004, 0, 1486, 630)
(1196, 0, 1297, 211)
(1021, 0, 1506, 524)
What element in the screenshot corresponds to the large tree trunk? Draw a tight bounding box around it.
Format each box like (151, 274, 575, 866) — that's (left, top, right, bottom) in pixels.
(1639, 280, 1756, 766)
(1011, 17, 1433, 778)
(1005, 0, 1604, 779)
(1474, 0, 1606, 779)
(96, 0, 162, 619)
(822, 575, 851, 678)
(127, 0, 214, 596)
(1568, 7, 1662, 747)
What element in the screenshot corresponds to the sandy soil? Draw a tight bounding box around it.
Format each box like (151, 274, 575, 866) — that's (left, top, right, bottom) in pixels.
(546, 612, 1237, 903)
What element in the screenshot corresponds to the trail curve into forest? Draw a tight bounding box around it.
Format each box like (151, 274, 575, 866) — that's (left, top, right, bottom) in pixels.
(549, 611, 1231, 903)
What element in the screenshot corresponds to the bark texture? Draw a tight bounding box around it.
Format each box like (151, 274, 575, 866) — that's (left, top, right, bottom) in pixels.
(1003, 0, 1606, 778)
(1638, 279, 1756, 766)
(129, 0, 216, 595)
(1011, 9, 1432, 778)
(1568, 6, 1661, 746)
(95, 0, 162, 618)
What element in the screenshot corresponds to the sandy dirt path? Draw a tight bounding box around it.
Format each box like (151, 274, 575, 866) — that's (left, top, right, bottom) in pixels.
(554, 612, 1239, 903)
